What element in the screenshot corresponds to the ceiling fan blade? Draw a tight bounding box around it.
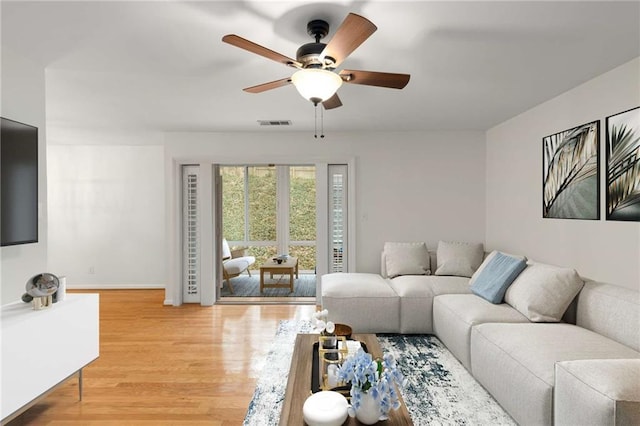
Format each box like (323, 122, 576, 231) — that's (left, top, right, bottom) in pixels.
(222, 34, 302, 68)
(322, 93, 343, 110)
(243, 77, 292, 94)
(339, 70, 410, 89)
(320, 13, 377, 67)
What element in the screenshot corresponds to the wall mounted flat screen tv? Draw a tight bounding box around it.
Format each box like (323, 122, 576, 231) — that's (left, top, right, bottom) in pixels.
(1, 117, 39, 246)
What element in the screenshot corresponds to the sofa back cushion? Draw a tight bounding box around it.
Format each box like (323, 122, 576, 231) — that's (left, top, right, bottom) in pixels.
(383, 242, 430, 278)
(434, 241, 484, 278)
(576, 280, 640, 352)
(504, 262, 584, 322)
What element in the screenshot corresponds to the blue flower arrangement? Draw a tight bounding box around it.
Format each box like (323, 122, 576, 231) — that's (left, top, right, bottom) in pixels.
(337, 348, 406, 420)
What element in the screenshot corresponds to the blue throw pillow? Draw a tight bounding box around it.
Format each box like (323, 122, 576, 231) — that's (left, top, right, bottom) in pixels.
(471, 252, 527, 304)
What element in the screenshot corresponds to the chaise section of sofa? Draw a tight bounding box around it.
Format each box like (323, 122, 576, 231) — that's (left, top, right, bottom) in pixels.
(469, 279, 640, 426)
(554, 358, 640, 426)
(471, 323, 639, 426)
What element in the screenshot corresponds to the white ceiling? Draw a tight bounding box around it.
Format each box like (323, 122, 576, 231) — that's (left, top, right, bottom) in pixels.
(2, 1, 639, 133)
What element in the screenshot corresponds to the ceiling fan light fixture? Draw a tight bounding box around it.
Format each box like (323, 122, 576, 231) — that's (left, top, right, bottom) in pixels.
(291, 68, 343, 104)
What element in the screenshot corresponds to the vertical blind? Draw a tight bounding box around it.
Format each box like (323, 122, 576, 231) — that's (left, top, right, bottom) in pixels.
(182, 166, 200, 302)
(329, 165, 348, 273)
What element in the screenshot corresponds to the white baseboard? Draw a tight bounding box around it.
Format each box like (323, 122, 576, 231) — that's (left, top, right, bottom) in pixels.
(67, 284, 165, 290)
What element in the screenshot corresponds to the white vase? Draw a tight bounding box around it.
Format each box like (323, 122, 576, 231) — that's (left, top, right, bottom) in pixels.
(56, 275, 66, 302)
(349, 391, 381, 425)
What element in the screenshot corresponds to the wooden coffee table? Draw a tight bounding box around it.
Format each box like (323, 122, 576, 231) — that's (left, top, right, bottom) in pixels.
(260, 256, 299, 293)
(279, 333, 413, 425)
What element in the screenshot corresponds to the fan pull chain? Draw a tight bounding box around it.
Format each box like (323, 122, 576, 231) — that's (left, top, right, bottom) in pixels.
(313, 103, 325, 139)
(314, 104, 318, 138)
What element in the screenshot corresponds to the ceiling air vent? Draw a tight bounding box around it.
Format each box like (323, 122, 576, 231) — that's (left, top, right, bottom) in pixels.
(258, 120, 292, 126)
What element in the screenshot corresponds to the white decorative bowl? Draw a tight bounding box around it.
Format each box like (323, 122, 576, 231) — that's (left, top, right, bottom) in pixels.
(302, 391, 349, 426)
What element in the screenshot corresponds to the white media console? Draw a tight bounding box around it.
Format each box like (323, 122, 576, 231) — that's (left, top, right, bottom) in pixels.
(1, 293, 99, 423)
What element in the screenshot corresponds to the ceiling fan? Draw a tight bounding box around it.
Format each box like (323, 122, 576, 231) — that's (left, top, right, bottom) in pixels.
(222, 13, 410, 110)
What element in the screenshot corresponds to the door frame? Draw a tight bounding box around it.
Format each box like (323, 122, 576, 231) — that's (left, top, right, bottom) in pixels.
(165, 157, 356, 306)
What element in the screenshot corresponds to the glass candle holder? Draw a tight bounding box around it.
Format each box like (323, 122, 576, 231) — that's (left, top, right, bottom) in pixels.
(318, 335, 347, 390)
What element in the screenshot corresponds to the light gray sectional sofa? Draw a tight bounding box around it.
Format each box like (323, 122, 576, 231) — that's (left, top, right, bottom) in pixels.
(321, 243, 640, 426)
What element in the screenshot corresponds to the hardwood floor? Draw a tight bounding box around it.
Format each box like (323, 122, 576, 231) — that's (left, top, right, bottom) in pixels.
(7, 290, 315, 426)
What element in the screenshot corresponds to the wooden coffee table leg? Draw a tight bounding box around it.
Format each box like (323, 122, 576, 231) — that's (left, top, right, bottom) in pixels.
(260, 269, 265, 293)
(289, 268, 294, 293)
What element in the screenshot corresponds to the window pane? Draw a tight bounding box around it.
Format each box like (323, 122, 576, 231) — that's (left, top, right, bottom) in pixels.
(221, 166, 245, 241)
(248, 245, 277, 268)
(289, 166, 316, 241)
(289, 245, 316, 272)
(248, 166, 276, 241)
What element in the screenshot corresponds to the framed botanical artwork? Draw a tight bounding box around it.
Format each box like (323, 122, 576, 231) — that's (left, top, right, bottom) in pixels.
(542, 120, 600, 220)
(606, 106, 640, 221)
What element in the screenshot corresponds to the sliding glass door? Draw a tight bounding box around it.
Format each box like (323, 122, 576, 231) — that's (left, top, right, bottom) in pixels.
(221, 165, 316, 271)
(179, 162, 352, 303)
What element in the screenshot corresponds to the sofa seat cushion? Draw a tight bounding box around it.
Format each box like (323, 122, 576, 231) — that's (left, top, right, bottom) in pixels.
(388, 275, 471, 334)
(321, 273, 400, 333)
(555, 359, 640, 426)
(470, 323, 640, 426)
(433, 294, 529, 371)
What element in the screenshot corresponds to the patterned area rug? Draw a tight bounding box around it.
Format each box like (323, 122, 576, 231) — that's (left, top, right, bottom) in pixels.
(379, 334, 516, 425)
(220, 273, 316, 297)
(244, 320, 516, 426)
(244, 320, 314, 425)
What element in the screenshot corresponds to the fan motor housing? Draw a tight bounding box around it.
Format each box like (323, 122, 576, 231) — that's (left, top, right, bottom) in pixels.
(297, 42, 328, 68)
(296, 19, 336, 69)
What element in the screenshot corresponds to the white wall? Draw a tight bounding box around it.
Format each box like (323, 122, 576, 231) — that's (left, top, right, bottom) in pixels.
(163, 130, 486, 303)
(47, 143, 165, 288)
(486, 57, 640, 290)
(1, 48, 48, 304)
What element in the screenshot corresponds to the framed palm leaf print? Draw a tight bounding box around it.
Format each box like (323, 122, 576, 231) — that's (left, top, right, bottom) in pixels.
(606, 106, 640, 221)
(543, 120, 600, 220)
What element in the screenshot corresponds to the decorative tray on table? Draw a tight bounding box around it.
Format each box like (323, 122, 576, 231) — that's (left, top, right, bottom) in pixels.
(311, 340, 368, 395)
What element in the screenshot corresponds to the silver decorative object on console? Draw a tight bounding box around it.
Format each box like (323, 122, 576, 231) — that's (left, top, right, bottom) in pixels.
(26, 273, 59, 310)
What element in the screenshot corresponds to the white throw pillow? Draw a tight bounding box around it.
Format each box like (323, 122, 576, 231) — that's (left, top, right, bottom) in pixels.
(435, 241, 484, 278)
(384, 242, 430, 278)
(504, 262, 584, 322)
(469, 250, 527, 287)
(222, 238, 232, 260)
